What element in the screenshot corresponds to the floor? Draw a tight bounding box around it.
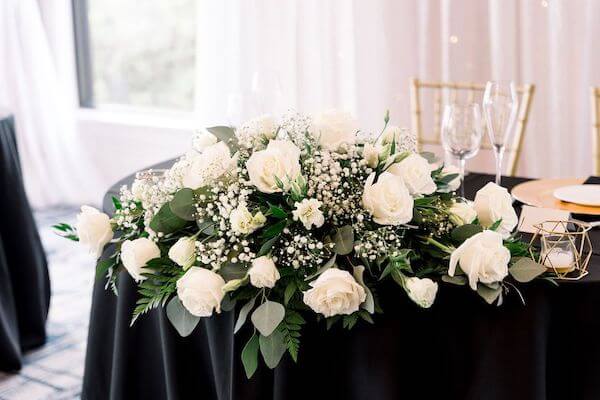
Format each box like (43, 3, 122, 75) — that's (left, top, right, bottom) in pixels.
(0, 208, 92, 400)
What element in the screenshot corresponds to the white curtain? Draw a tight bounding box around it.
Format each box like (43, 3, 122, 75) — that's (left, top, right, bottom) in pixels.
(0, 0, 102, 208)
(195, 0, 600, 178)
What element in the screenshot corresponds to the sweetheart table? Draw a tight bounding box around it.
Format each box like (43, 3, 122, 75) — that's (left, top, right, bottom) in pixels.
(82, 159, 600, 400)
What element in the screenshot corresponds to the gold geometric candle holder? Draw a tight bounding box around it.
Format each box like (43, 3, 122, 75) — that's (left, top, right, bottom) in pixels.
(528, 220, 593, 280)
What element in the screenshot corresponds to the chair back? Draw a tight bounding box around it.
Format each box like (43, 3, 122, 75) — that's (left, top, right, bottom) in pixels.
(591, 87, 600, 175)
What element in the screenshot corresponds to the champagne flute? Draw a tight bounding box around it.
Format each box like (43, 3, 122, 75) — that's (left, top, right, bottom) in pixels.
(441, 103, 483, 197)
(482, 81, 518, 186)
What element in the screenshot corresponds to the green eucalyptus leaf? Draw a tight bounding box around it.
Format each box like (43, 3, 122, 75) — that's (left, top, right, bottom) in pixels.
(234, 296, 258, 334)
(220, 262, 247, 281)
(197, 219, 216, 236)
(166, 296, 200, 337)
(241, 334, 260, 378)
(259, 330, 287, 369)
(258, 236, 279, 257)
(476, 284, 502, 305)
(251, 300, 285, 337)
(170, 188, 196, 221)
(353, 265, 374, 314)
(332, 225, 354, 255)
(150, 203, 188, 234)
(441, 275, 467, 286)
(509, 257, 547, 283)
(451, 224, 483, 244)
(206, 126, 238, 152)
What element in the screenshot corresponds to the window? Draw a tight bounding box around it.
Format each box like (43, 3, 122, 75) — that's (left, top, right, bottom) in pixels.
(73, 0, 196, 111)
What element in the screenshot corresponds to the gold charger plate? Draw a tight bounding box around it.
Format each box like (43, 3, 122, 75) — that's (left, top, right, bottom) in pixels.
(511, 178, 600, 215)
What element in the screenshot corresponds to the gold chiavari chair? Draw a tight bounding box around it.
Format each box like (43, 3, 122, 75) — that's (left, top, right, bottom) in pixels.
(591, 86, 600, 175)
(409, 78, 535, 176)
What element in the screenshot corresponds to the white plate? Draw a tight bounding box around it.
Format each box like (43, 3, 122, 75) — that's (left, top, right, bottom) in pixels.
(553, 185, 600, 207)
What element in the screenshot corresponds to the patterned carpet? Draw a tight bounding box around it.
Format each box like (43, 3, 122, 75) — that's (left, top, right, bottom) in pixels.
(0, 208, 92, 400)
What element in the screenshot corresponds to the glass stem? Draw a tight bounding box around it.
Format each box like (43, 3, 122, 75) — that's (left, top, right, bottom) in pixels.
(459, 157, 466, 198)
(494, 146, 504, 186)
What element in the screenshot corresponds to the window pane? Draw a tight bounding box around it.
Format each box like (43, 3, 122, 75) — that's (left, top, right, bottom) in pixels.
(87, 0, 196, 110)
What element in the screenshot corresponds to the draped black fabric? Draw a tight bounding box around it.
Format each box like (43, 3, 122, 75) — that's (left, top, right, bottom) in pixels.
(83, 164, 600, 400)
(0, 115, 50, 371)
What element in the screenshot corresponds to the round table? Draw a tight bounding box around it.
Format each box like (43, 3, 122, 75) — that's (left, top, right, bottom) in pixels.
(82, 161, 600, 400)
(0, 114, 50, 371)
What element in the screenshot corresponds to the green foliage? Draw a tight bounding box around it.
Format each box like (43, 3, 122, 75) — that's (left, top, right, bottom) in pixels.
(332, 225, 354, 255)
(279, 310, 305, 362)
(131, 258, 184, 325)
(451, 224, 483, 243)
(112, 196, 122, 210)
(242, 334, 260, 378)
(207, 126, 239, 152)
(166, 296, 200, 336)
(52, 223, 79, 241)
(150, 203, 188, 234)
(170, 188, 196, 221)
(509, 257, 546, 283)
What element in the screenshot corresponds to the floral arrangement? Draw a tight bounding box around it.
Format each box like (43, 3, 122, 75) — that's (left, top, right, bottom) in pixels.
(56, 110, 549, 377)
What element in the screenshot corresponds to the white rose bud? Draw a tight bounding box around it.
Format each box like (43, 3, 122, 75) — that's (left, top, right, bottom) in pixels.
(121, 238, 161, 282)
(168, 237, 196, 269)
(473, 182, 518, 238)
(404, 277, 438, 308)
(449, 230, 510, 290)
(248, 256, 280, 288)
(448, 201, 477, 226)
(191, 129, 218, 152)
(362, 172, 413, 225)
(76, 206, 113, 259)
(362, 143, 390, 168)
(303, 268, 366, 317)
(439, 165, 462, 192)
(292, 198, 325, 230)
(176, 267, 226, 317)
(246, 139, 301, 193)
(230, 204, 266, 234)
(312, 110, 357, 151)
(387, 153, 436, 196)
(182, 142, 237, 190)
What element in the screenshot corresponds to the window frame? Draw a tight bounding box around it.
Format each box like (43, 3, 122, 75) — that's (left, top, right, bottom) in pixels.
(72, 0, 94, 108)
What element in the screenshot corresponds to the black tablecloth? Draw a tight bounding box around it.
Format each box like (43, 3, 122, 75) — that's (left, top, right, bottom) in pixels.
(0, 115, 50, 371)
(83, 162, 600, 400)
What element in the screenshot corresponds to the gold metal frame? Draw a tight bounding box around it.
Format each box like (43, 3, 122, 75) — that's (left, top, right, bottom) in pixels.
(409, 78, 535, 176)
(528, 220, 592, 281)
(591, 87, 600, 175)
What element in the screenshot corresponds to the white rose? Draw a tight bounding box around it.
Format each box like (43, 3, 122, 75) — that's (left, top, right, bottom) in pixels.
(312, 110, 357, 151)
(121, 238, 161, 282)
(292, 198, 325, 230)
(473, 182, 518, 238)
(303, 268, 366, 317)
(168, 237, 196, 269)
(176, 267, 226, 317)
(237, 115, 276, 147)
(76, 206, 113, 259)
(404, 277, 438, 308)
(448, 201, 477, 225)
(182, 142, 237, 189)
(387, 153, 436, 196)
(246, 139, 301, 193)
(229, 204, 266, 234)
(362, 172, 413, 225)
(439, 165, 462, 192)
(448, 230, 510, 290)
(248, 256, 280, 288)
(191, 129, 218, 152)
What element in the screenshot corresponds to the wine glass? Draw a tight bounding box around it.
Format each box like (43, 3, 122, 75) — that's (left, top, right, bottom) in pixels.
(482, 81, 519, 186)
(441, 103, 483, 197)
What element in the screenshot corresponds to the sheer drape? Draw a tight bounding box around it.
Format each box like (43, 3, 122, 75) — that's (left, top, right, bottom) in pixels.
(0, 0, 101, 208)
(195, 0, 600, 178)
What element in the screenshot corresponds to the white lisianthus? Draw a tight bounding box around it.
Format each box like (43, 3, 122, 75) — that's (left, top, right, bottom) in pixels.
(182, 142, 237, 189)
(303, 269, 366, 317)
(229, 204, 266, 234)
(121, 238, 161, 282)
(448, 201, 477, 226)
(377, 125, 405, 145)
(362, 143, 390, 168)
(292, 198, 325, 230)
(237, 115, 277, 148)
(168, 237, 196, 269)
(473, 182, 518, 238)
(404, 277, 438, 308)
(176, 267, 226, 317)
(246, 139, 301, 193)
(439, 165, 462, 192)
(387, 153, 436, 196)
(448, 230, 510, 290)
(76, 206, 113, 259)
(312, 110, 357, 151)
(362, 172, 413, 225)
(248, 256, 280, 288)
(191, 129, 218, 152)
